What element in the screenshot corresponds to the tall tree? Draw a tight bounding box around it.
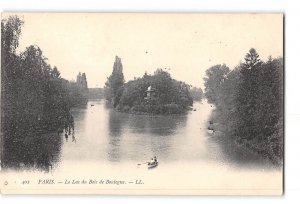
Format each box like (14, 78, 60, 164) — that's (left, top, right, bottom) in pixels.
(1, 15, 24, 54)
(243, 48, 261, 69)
(68, 72, 89, 106)
(1, 16, 24, 142)
(105, 56, 125, 107)
(204, 48, 283, 165)
(1, 16, 81, 169)
(236, 48, 262, 140)
(76, 72, 82, 84)
(81, 73, 88, 90)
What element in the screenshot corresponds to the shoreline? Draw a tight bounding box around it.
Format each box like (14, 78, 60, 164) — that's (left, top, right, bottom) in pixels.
(101, 99, 203, 116)
(207, 109, 282, 167)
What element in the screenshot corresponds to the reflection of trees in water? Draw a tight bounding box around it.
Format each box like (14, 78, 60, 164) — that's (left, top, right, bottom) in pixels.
(107, 110, 125, 162)
(106, 109, 188, 162)
(130, 114, 187, 136)
(208, 135, 274, 169)
(136, 114, 188, 161)
(3, 131, 63, 172)
(2, 111, 78, 172)
(206, 114, 274, 169)
(69, 107, 88, 143)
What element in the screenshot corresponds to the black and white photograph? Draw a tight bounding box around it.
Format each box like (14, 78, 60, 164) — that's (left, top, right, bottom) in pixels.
(0, 13, 283, 195)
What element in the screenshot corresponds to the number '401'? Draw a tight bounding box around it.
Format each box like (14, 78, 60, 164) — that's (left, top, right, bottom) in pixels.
(22, 180, 29, 184)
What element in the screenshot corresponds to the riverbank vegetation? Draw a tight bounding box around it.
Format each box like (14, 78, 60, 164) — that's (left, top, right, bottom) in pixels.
(204, 48, 283, 165)
(104, 57, 194, 114)
(1, 16, 88, 167)
(88, 88, 104, 100)
(190, 87, 204, 101)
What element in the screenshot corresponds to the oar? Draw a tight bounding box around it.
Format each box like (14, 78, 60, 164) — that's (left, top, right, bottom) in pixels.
(137, 162, 148, 166)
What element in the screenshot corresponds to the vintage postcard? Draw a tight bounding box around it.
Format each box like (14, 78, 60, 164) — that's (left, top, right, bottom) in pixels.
(0, 13, 283, 195)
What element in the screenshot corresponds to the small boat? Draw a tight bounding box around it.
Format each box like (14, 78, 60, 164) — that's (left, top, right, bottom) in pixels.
(147, 161, 158, 169)
(207, 129, 214, 134)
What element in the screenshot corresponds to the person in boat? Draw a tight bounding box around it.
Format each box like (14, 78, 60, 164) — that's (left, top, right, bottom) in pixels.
(149, 156, 157, 165)
(150, 157, 155, 164)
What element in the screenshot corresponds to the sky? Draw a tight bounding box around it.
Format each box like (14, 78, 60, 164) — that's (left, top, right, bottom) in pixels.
(4, 13, 283, 89)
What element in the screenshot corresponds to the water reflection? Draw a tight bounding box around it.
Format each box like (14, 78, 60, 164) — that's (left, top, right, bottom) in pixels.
(107, 110, 124, 162)
(106, 108, 188, 163)
(2, 99, 277, 173)
(207, 135, 274, 170)
(126, 114, 187, 136)
(3, 131, 62, 172)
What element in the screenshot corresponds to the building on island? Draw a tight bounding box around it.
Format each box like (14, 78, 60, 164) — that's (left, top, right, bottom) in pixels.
(145, 86, 156, 101)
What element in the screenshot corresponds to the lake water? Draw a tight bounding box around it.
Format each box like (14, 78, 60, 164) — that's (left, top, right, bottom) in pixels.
(61, 100, 217, 165)
(1, 100, 282, 194)
(54, 99, 276, 169)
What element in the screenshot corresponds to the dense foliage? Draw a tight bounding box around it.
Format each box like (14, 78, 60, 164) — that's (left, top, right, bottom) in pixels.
(204, 48, 283, 165)
(204, 64, 230, 104)
(1, 16, 88, 167)
(88, 88, 104, 100)
(190, 87, 204, 101)
(67, 72, 89, 106)
(108, 68, 193, 114)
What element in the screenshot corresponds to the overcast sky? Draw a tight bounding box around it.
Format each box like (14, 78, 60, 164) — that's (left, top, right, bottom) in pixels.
(4, 13, 283, 88)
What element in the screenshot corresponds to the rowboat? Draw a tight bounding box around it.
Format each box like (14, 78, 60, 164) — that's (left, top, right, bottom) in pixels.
(148, 161, 158, 169)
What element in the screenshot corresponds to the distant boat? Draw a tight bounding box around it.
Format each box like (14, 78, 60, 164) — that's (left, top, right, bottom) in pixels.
(148, 161, 158, 169)
(91, 104, 94, 106)
(207, 129, 214, 134)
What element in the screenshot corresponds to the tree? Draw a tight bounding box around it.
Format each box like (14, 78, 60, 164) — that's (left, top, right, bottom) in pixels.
(1, 15, 24, 54)
(203, 64, 230, 104)
(204, 48, 283, 165)
(1, 16, 84, 169)
(51, 66, 61, 78)
(1, 16, 24, 104)
(190, 87, 204, 101)
(243, 48, 261, 69)
(104, 56, 125, 107)
(81, 73, 88, 90)
(1, 16, 24, 133)
(236, 48, 263, 140)
(65, 72, 89, 106)
(117, 68, 193, 114)
(76, 72, 82, 84)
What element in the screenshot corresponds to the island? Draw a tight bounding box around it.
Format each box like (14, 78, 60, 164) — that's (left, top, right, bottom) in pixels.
(104, 56, 195, 115)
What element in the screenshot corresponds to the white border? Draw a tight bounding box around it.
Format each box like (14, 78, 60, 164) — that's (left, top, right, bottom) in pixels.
(1, 0, 299, 204)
